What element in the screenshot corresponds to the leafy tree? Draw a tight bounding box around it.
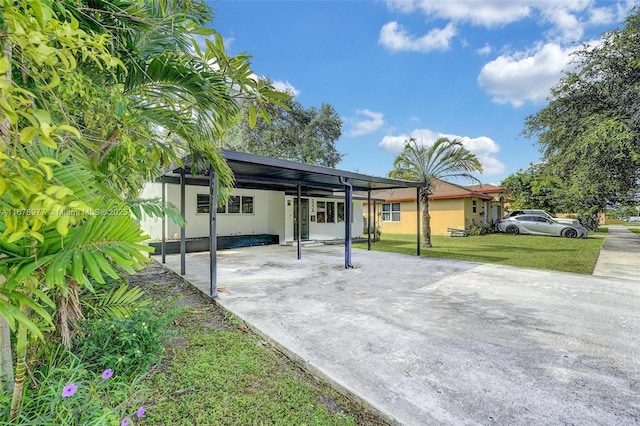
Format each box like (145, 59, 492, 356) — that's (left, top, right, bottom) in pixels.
(523, 7, 640, 228)
(0, 0, 287, 418)
(388, 137, 483, 248)
(225, 95, 343, 167)
(500, 163, 567, 212)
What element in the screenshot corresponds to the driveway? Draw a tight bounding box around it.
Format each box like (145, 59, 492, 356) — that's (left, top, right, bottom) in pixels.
(161, 242, 640, 425)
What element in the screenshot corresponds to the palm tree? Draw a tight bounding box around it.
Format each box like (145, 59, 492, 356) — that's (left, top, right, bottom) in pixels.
(0, 0, 289, 416)
(389, 137, 483, 248)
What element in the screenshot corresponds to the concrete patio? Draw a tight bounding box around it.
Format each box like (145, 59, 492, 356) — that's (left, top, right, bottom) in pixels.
(159, 242, 640, 425)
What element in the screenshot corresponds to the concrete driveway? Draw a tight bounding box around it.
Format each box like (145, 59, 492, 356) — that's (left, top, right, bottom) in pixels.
(161, 241, 640, 425)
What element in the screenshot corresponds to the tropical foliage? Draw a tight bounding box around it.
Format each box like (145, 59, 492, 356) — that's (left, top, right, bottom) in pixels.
(226, 91, 343, 167)
(522, 7, 640, 227)
(0, 0, 288, 420)
(500, 163, 566, 212)
(388, 137, 483, 248)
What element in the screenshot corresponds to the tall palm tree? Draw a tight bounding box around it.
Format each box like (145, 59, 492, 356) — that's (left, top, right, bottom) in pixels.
(389, 137, 483, 248)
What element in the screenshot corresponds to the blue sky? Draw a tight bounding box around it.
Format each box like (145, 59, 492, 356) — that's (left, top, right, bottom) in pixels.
(206, 0, 637, 185)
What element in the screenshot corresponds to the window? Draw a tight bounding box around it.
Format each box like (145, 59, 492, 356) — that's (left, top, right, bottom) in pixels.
(382, 202, 400, 222)
(242, 196, 254, 214)
(317, 201, 326, 223)
(327, 202, 335, 223)
(337, 202, 345, 223)
(213, 195, 254, 214)
(227, 196, 240, 213)
(473, 200, 477, 213)
(196, 194, 209, 214)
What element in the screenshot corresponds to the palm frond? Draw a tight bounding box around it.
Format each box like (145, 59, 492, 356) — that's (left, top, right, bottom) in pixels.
(83, 284, 149, 319)
(128, 197, 185, 227)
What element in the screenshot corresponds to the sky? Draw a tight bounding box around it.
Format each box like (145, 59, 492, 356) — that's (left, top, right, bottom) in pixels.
(205, 0, 638, 185)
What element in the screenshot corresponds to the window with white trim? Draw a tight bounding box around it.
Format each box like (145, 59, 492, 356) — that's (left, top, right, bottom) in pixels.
(208, 195, 254, 215)
(316, 201, 326, 223)
(382, 202, 400, 222)
(196, 194, 209, 214)
(337, 202, 345, 223)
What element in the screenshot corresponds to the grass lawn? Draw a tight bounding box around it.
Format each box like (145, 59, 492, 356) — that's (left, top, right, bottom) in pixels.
(133, 264, 385, 426)
(354, 232, 606, 274)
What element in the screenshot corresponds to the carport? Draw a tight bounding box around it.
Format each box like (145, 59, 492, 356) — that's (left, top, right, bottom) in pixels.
(157, 149, 422, 298)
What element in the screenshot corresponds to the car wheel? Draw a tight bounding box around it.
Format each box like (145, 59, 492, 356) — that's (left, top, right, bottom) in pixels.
(563, 228, 578, 238)
(506, 225, 519, 235)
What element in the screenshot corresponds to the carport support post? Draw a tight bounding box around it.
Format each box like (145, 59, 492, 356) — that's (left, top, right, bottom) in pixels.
(209, 167, 218, 298)
(161, 176, 166, 264)
(180, 168, 186, 275)
(416, 187, 421, 256)
(296, 184, 302, 260)
(344, 178, 353, 269)
(373, 201, 377, 242)
(367, 190, 371, 250)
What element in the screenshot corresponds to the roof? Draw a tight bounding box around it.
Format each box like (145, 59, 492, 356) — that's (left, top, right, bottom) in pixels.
(466, 184, 512, 194)
(158, 149, 422, 197)
(361, 179, 496, 202)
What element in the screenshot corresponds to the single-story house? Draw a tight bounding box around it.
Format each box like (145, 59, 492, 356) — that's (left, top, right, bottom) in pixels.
(362, 180, 511, 236)
(138, 150, 422, 296)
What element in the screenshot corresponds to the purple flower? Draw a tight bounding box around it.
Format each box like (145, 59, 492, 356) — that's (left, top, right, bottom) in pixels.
(121, 419, 128, 426)
(61, 383, 78, 398)
(101, 368, 114, 380)
(136, 407, 145, 418)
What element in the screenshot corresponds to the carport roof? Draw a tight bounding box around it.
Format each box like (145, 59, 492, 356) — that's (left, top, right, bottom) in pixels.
(158, 149, 421, 195)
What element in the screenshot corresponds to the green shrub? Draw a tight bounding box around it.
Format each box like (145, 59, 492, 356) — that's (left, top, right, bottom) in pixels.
(74, 302, 176, 378)
(0, 348, 146, 425)
(468, 223, 494, 236)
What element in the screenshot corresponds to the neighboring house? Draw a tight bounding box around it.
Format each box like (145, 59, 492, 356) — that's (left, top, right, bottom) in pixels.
(363, 180, 511, 236)
(465, 184, 513, 221)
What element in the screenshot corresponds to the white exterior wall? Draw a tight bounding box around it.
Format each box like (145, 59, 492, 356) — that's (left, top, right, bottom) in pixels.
(283, 195, 364, 242)
(139, 183, 364, 244)
(138, 182, 164, 241)
(140, 183, 285, 242)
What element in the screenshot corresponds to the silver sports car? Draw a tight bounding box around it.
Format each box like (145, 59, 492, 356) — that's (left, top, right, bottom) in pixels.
(496, 215, 588, 238)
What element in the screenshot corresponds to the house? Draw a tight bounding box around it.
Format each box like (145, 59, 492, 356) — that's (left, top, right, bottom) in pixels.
(140, 184, 365, 247)
(362, 180, 511, 236)
(139, 149, 421, 255)
(138, 150, 421, 296)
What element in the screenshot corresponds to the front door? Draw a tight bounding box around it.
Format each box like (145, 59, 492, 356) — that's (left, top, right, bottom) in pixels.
(293, 198, 309, 240)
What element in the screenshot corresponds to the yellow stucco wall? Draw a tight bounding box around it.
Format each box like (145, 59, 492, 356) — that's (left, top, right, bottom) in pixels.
(430, 199, 467, 235)
(366, 197, 495, 236)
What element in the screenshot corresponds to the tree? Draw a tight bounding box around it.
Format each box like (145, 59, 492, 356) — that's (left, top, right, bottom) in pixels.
(500, 163, 567, 212)
(225, 95, 343, 167)
(523, 7, 640, 228)
(389, 137, 483, 248)
(0, 0, 288, 418)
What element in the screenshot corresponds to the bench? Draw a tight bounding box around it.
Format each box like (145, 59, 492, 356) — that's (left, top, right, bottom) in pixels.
(447, 228, 470, 237)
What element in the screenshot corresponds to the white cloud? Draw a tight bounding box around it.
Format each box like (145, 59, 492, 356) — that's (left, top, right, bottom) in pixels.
(477, 42, 582, 106)
(379, 21, 457, 52)
(476, 43, 492, 55)
(408, 1, 533, 27)
(589, 6, 616, 25)
(349, 109, 385, 136)
(384, 1, 630, 49)
(379, 129, 505, 175)
(272, 80, 300, 97)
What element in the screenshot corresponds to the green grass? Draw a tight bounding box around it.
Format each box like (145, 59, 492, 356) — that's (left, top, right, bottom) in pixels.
(140, 305, 374, 426)
(354, 233, 606, 274)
